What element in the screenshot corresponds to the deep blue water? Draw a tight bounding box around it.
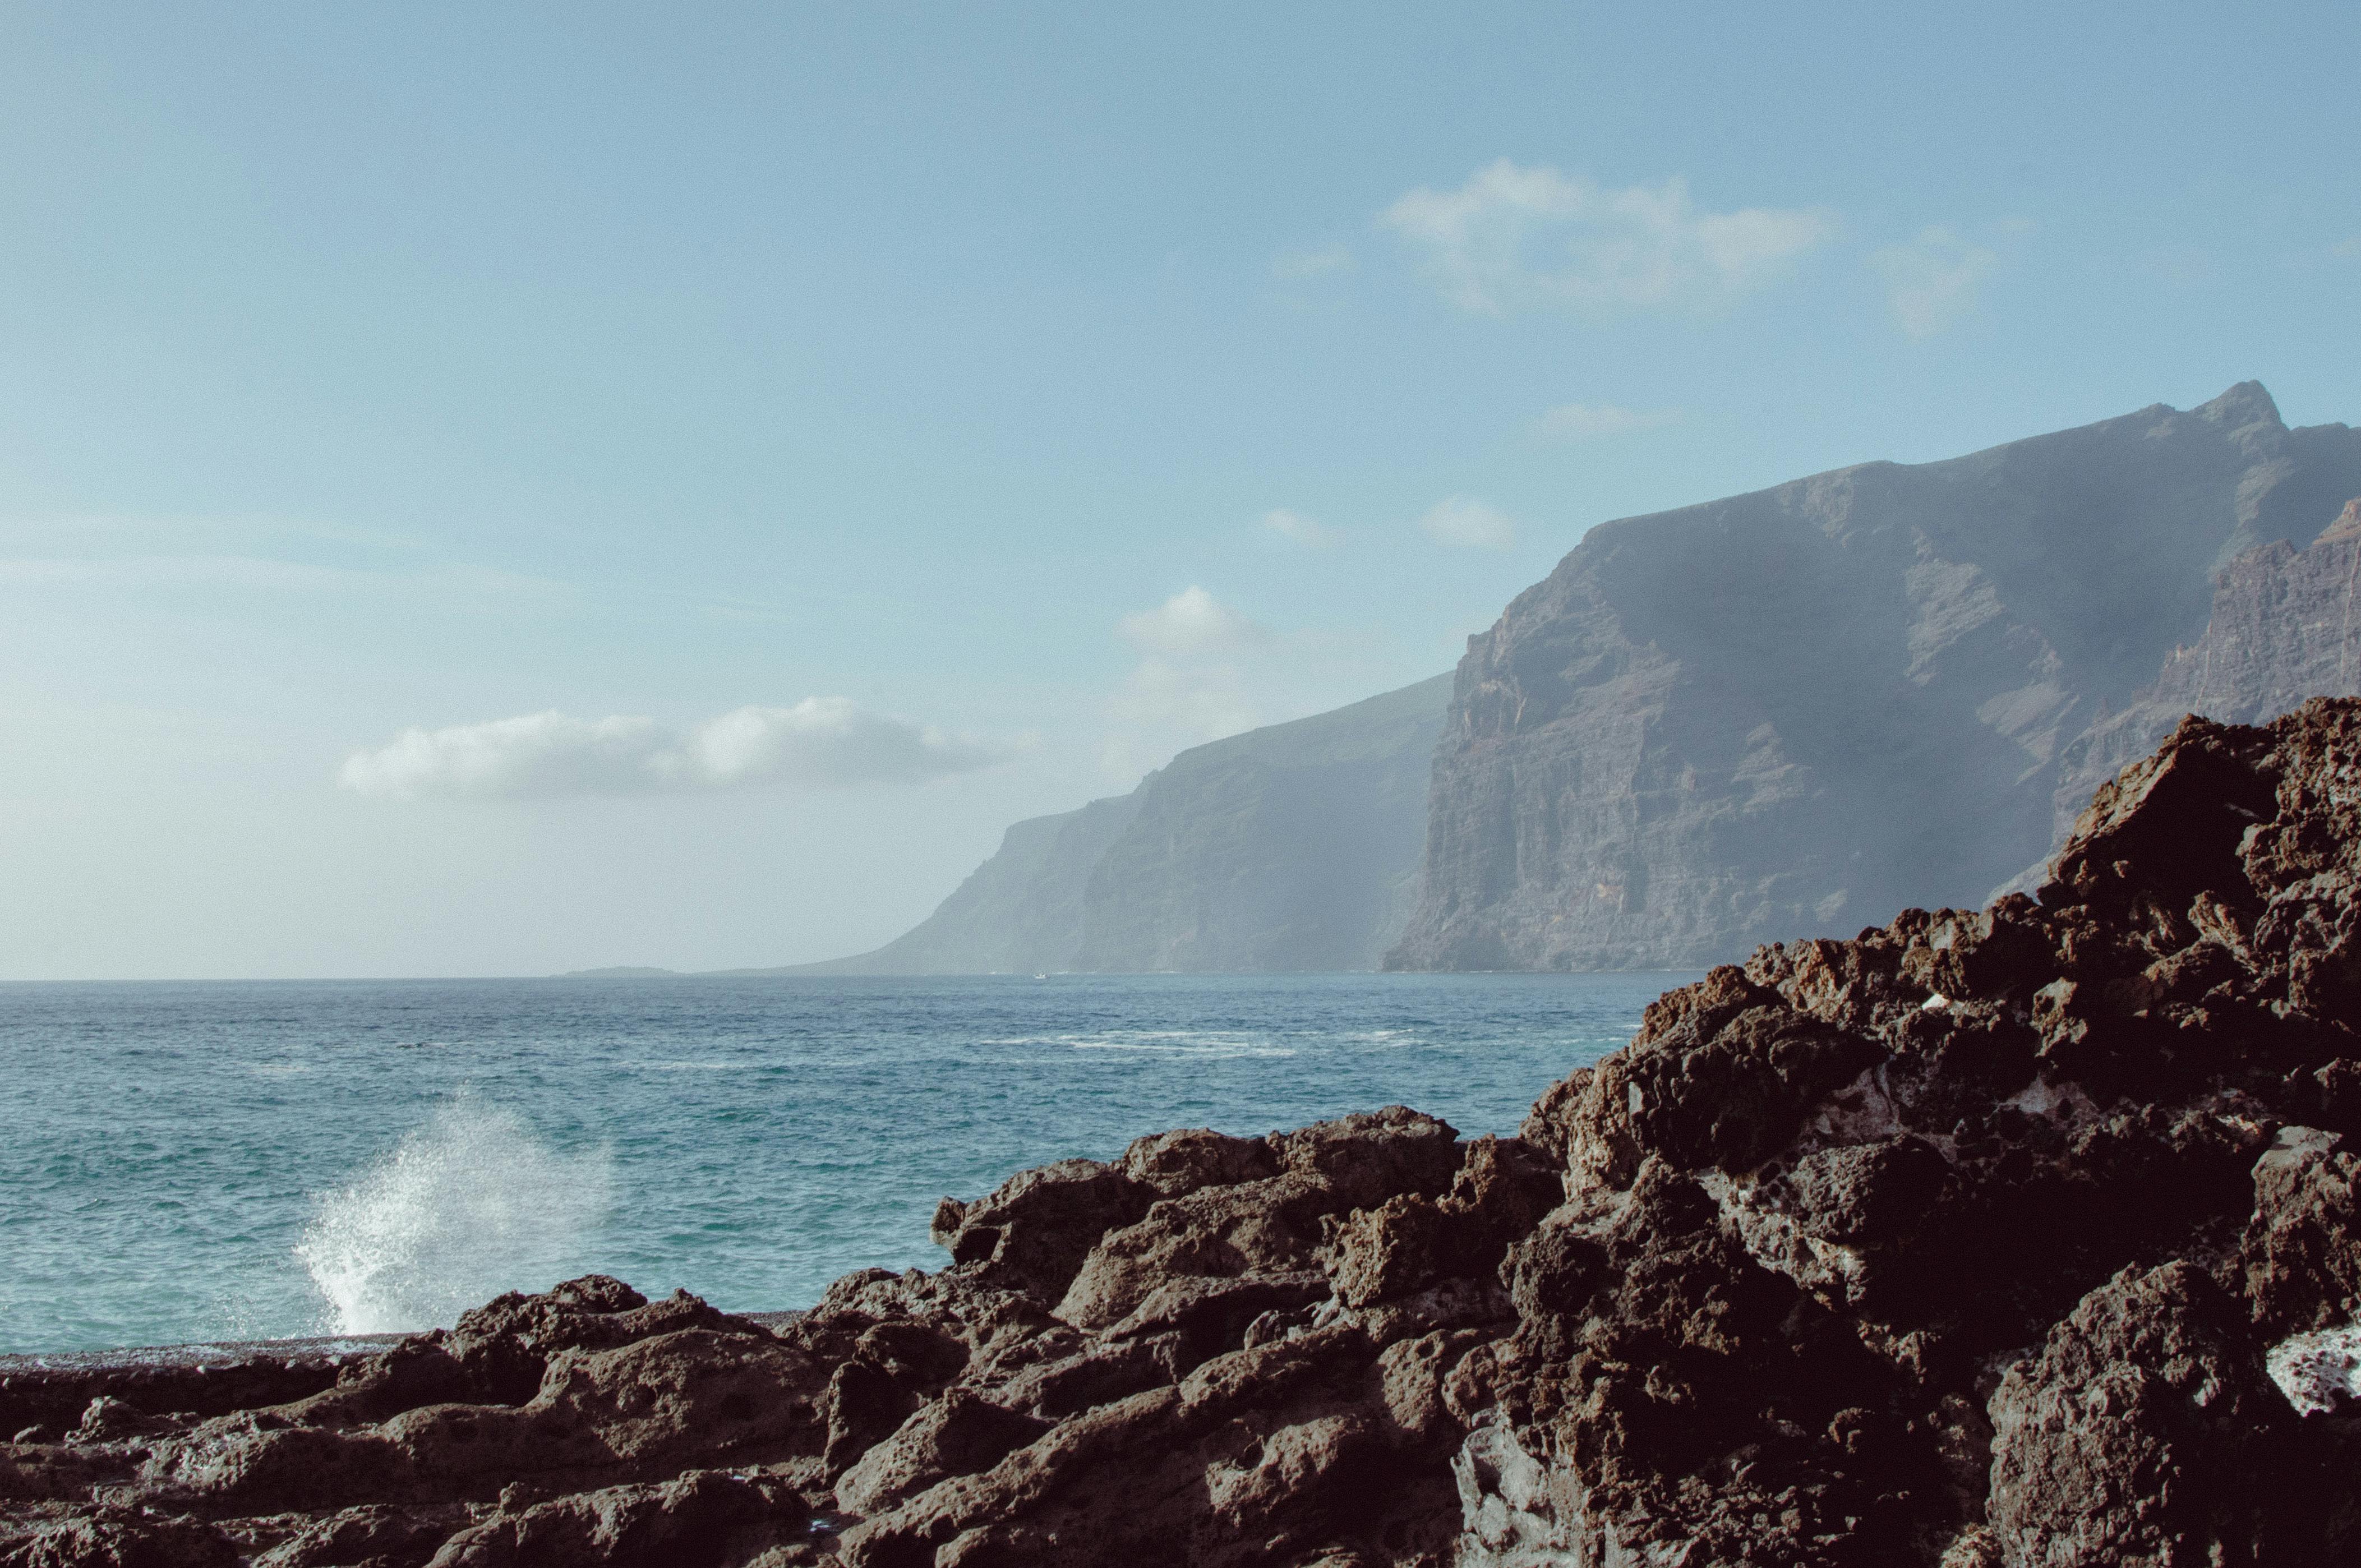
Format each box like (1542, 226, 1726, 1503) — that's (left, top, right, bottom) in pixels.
(0, 972, 1693, 1354)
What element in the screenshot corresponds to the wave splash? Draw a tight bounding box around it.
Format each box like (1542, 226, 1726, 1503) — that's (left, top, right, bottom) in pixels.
(296, 1100, 615, 1335)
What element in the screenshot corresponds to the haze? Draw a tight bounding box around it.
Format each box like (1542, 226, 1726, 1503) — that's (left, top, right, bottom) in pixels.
(2, 2, 2355, 979)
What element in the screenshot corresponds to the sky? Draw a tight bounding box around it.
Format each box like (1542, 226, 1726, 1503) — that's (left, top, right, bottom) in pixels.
(2, 1, 2356, 979)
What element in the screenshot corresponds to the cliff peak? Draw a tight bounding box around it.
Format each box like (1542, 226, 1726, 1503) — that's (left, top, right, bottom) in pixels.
(2194, 377, 2282, 430)
(1392, 385, 2361, 972)
(2322, 496, 2361, 543)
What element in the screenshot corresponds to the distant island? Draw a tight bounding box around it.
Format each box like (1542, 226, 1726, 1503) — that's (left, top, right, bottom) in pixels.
(555, 966, 681, 979)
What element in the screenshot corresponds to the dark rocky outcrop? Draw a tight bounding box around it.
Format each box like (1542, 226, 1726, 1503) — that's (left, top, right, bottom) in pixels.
(793, 673, 1451, 974)
(2030, 495, 2361, 887)
(11, 699, 2361, 1564)
(1390, 382, 2361, 971)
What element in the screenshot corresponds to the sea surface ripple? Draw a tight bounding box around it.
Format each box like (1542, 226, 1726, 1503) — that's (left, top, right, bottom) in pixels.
(0, 971, 1693, 1353)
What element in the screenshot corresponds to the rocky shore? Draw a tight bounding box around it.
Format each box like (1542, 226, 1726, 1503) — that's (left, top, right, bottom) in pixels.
(10, 699, 2361, 1565)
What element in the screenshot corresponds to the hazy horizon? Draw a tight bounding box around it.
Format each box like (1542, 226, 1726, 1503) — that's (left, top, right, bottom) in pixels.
(4, 2, 2357, 980)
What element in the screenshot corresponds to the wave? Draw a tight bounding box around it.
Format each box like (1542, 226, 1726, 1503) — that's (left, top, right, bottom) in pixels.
(295, 1099, 614, 1336)
(1068, 1036, 1297, 1059)
(977, 1028, 1298, 1058)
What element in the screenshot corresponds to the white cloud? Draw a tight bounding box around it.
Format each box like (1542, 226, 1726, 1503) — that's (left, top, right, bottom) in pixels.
(1382, 159, 1836, 317)
(1272, 246, 1355, 279)
(340, 699, 1006, 801)
(1118, 585, 1271, 656)
(1106, 657, 1262, 751)
(1099, 589, 1282, 781)
(2328, 236, 2359, 261)
(1538, 403, 1681, 440)
(1419, 497, 1516, 551)
(1870, 226, 2002, 337)
(1262, 509, 1342, 548)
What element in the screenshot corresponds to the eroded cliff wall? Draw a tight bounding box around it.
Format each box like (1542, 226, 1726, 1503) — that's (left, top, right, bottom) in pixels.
(787, 795, 1143, 975)
(806, 673, 1451, 974)
(1074, 674, 1451, 972)
(1389, 382, 2361, 971)
(2034, 497, 2361, 879)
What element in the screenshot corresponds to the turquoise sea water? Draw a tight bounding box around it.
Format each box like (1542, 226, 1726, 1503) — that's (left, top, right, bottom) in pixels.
(0, 972, 1694, 1354)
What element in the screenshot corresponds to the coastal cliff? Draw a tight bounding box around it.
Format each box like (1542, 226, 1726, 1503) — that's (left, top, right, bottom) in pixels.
(1387, 382, 2361, 971)
(783, 794, 1145, 976)
(9, 699, 2361, 1565)
(2031, 496, 2361, 883)
(1072, 674, 1449, 972)
(798, 674, 1450, 974)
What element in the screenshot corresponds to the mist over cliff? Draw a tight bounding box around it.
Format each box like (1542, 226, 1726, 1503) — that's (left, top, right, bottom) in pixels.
(1386, 382, 2361, 971)
(794, 384, 2361, 979)
(795, 674, 1451, 974)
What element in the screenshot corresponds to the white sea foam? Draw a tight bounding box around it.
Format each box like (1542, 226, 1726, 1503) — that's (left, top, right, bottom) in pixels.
(979, 1029, 1295, 1057)
(296, 1100, 615, 1335)
(1067, 1035, 1297, 1059)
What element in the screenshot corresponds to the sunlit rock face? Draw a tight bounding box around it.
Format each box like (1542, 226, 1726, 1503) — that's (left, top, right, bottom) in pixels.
(1389, 381, 2361, 972)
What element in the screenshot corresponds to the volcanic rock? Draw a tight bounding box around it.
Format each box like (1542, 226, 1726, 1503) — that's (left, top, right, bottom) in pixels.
(12, 699, 2361, 1563)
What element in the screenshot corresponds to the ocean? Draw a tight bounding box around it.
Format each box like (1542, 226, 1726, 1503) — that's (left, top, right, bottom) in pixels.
(0, 971, 1693, 1355)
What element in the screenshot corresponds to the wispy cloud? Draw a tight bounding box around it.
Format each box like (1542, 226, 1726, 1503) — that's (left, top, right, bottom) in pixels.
(1538, 403, 1681, 440)
(1419, 497, 1516, 550)
(1870, 225, 2003, 336)
(0, 554, 367, 592)
(1262, 508, 1342, 548)
(1383, 159, 1836, 317)
(340, 699, 1007, 801)
(0, 509, 579, 609)
(1118, 585, 1272, 656)
(1106, 657, 1263, 759)
(1094, 587, 1417, 785)
(0, 511, 430, 556)
(1101, 587, 1279, 778)
(1272, 246, 1355, 280)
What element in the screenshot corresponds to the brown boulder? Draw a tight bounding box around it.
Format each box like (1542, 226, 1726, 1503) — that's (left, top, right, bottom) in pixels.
(2241, 1125, 2361, 1334)
(833, 1390, 1049, 1515)
(253, 1504, 465, 1568)
(425, 1469, 808, 1567)
(0, 1511, 240, 1568)
(929, 1160, 1151, 1304)
(1119, 1128, 1279, 1197)
(1986, 1261, 2289, 1567)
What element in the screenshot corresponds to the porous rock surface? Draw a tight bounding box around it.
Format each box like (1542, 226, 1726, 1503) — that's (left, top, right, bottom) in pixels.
(10, 700, 2361, 1564)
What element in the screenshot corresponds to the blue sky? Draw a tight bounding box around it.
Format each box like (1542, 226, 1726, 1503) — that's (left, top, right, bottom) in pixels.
(2, 1, 2355, 977)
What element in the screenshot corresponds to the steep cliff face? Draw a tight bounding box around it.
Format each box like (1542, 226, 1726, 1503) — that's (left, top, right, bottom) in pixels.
(791, 794, 1143, 975)
(809, 674, 1450, 974)
(1389, 382, 2361, 971)
(2033, 497, 2361, 878)
(1073, 674, 1451, 972)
